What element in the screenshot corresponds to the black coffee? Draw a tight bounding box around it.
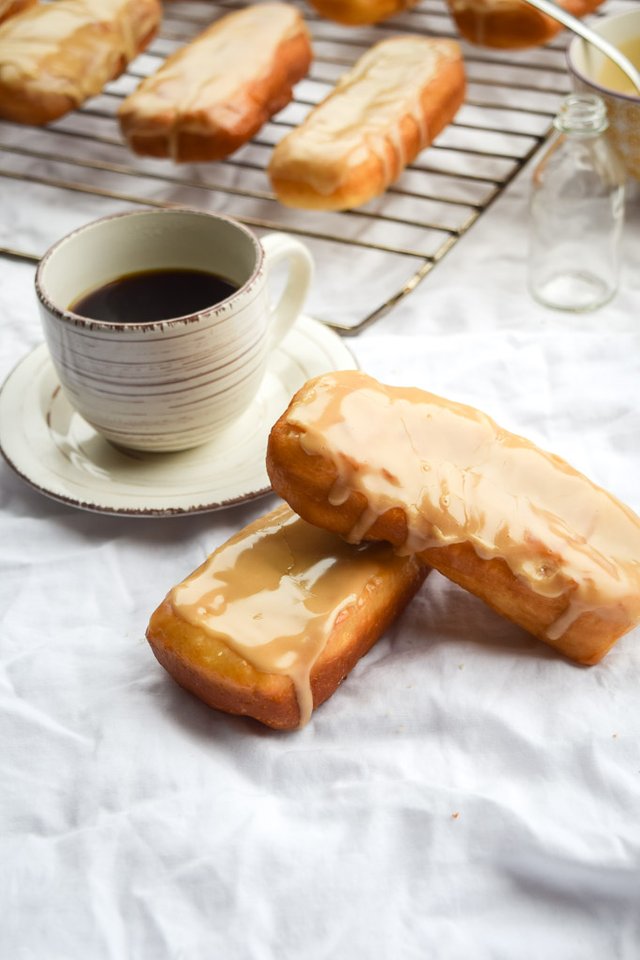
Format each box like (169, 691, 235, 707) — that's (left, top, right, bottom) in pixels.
(69, 268, 238, 324)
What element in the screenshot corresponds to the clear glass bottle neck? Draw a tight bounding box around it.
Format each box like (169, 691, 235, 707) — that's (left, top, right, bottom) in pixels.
(553, 93, 609, 137)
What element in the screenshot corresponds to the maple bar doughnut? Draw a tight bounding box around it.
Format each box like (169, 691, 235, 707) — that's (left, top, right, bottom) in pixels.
(0, 0, 161, 125)
(119, 3, 312, 163)
(446, 0, 604, 49)
(305, 0, 418, 26)
(146, 504, 428, 730)
(268, 36, 465, 211)
(266, 371, 640, 666)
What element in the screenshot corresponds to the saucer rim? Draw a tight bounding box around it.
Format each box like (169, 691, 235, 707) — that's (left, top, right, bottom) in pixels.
(0, 315, 356, 517)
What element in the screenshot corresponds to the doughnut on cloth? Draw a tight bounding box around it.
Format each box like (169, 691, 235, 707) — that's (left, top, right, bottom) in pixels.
(267, 370, 640, 665)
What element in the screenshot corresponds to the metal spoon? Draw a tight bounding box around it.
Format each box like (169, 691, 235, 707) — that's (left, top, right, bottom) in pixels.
(519, 0, 640, 95)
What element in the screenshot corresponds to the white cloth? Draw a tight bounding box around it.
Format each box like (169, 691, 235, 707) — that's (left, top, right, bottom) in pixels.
(2, 151, 640, 960)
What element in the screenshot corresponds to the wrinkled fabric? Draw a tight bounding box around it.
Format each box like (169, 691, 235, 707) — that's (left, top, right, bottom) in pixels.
(1, 157, 640, 960)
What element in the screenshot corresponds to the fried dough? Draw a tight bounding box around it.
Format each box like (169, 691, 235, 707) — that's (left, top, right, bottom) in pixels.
(306, 0, 418, 25)
(0, 0, 36, 26)
(268, 36, 465, 210)
(266, 371, 640, 665)
(0, 0, 161, 125)
(146, 504, 428, 730)
(446, 0, 604, 49)
(119, 3, 312, 162)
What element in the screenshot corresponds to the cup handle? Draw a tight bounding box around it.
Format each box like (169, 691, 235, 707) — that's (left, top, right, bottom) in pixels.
(261, 232, 314, 346)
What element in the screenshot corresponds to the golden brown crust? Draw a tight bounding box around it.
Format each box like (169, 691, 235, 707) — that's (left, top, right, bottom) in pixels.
(146, 510, 428, 730)
(147, 598, 298, 729)
(305, 0, 418, 25)
(0, 0, 36, 26)
(266, 375, 640, 666)
(417, 542, 615, 665)
(0, 0, 161, 125)
(447, 0, 604, 49)
(119, 3, 313, 163)
(268, 37, 466, 211)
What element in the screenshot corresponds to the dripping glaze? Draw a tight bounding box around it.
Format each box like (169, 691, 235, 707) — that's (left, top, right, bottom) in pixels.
(270, 37, 460, 196)
(286, 371, 640, 641)
(169, 503, 405, 726)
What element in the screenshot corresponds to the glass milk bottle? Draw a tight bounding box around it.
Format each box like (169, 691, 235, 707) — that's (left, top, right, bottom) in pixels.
(528, 92, 626, 312)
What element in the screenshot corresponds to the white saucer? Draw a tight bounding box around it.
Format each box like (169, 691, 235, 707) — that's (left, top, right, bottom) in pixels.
(0, 316, 356, 516)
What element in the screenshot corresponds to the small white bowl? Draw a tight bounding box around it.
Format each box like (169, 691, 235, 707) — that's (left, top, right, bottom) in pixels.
(567, 7, 640, 180)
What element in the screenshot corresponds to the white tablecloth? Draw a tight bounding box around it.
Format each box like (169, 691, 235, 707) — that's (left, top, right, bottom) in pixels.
(1, 151, 639, 957)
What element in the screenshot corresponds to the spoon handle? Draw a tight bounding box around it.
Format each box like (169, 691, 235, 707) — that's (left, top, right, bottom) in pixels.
(519, 0, 640, 94)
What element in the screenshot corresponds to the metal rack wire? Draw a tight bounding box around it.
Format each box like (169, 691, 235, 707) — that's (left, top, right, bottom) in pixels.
(0, 0, 616, 333)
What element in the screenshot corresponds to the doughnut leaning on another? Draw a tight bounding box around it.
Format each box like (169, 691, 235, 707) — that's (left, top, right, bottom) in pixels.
(266, 370, 640, 666)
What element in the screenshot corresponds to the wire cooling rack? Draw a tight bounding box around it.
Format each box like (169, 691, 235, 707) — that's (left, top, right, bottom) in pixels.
(0, 0, 622, 332)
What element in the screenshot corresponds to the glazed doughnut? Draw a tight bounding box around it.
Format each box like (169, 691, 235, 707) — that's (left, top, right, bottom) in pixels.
(119, 3, 312, 162)
(306, 0, 418, 26)
(0, 0, 36, 26)
(268, 35, 465, 211)
(266, 371, 640, 665)
(446, 0, 605, 49)
(0, 0, 161, 125)
(146, 504, 428, 730)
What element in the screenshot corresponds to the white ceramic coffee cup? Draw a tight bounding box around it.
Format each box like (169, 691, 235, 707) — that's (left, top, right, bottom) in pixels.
(36, 208, 313, 452)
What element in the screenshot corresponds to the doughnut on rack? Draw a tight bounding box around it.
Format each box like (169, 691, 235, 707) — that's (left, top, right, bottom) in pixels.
(0, 0, 625, 333)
